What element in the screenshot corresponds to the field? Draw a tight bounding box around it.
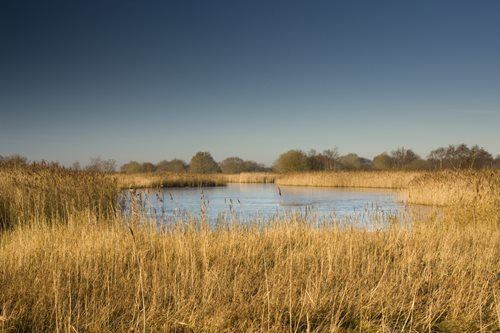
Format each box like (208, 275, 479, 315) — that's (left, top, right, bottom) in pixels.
(0, 166, 499, 332)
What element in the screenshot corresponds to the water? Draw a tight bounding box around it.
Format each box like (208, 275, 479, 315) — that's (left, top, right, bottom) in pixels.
(124, 184, 407, 225)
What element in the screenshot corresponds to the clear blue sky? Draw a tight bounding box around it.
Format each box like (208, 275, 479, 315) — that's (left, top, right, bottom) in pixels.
(1, 0, 499, 166)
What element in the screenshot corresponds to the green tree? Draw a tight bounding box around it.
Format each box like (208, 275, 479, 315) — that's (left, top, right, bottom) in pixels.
(372, 153, 394, 170)
(273, 150, 310, 173)
(189, 152, 220, 174)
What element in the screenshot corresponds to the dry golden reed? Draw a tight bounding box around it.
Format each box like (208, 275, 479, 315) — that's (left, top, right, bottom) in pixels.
(0, 165, 118, 230)
(275, 171, 422, 189)
(114, 172, 228, 189)
(0, 214, 498, 332)
(404, 170, 500, 206)
(0, 166, 499, 331)
(115, 172, 277, 189)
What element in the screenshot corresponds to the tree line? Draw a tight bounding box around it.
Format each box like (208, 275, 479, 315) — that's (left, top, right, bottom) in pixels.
(120, 153, 269, 174)
(1, 144, 498, 173)
(118, 144, 499, 173)
(274, 145, 498, 173)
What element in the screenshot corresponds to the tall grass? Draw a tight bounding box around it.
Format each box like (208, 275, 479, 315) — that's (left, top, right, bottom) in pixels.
(114, 172, 228, 189)
(0, 166, 498, 331)
(275, 171, 422, 189)
(404, 170, 500, 206)
(223, 172, 277, 184)
(115, 172, 276, 189)
(0, 165, 118, 230)
(0, 212, 498, 332)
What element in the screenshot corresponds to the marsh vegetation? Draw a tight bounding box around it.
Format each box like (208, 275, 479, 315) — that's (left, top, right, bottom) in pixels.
(0, 162, 498, 331)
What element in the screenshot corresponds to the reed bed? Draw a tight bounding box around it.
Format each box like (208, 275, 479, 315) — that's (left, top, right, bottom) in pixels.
(223, 172, 277, 184)
(0, 166, 499, 331)
(404, 170, 500, 207)
(0, 211, 498, 332)
(0, 166, 118, 230)
(114, 172, 228, 189)
(275, 171, 421, 189)
(115, 172, 277, 189)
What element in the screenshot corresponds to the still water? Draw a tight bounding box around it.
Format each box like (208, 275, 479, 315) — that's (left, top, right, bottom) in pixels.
(124, 184, 407, 225)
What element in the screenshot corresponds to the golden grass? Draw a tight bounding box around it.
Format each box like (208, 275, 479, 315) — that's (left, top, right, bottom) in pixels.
(223, 172, 277, 184)
(275, 171, 422, 189)
(0, 166, 499, 331)
(404, 170, 500, 206)
(114, 172, 228, 189)
(1, 211, 498, 332)
(0, 166, 118, 230)
(114, 172, 277, 189)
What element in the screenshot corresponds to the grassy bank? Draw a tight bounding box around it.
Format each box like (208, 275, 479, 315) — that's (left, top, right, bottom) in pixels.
(0, 166, 498, 331)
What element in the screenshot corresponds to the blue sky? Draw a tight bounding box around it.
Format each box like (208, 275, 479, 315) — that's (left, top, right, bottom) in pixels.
(1, 0, 499, 165)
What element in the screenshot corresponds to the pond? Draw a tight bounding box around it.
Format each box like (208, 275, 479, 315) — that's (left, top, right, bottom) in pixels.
(123, 183, 409, 226)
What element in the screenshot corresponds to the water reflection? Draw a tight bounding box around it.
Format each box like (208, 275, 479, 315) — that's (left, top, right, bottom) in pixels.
(122, 184, 415, 226)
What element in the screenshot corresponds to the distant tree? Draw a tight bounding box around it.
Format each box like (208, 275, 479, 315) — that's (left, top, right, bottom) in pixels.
(220, 157, 267, 173)
(307, 150, 323, 171)
(189, 152, 220, 174)
(273, 150, 310, 173)
(372, 153, 394, 170)
(444, 144, 470, 169)
(120, 161, 143, 174)
(391, 147, 420, 169)
(156, 159, 187, 173)
(86, 157, 116, 173)
(322, 148, 340, 170)
(220, 157, 246, 174)
(404, 158, 428, 170)
(0, 154, 28, 168)
(242, 160, 268, 172)
(71, 161, 82, 171)
(469, 145, 493, 169)
(427, 147, 447, 170)
(360, 157, 373, 169)
(141, 162, 156, 173)
(339, 153, 363, 170)
(428, 144, 493, 170)
(494, 155, 500, 169)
